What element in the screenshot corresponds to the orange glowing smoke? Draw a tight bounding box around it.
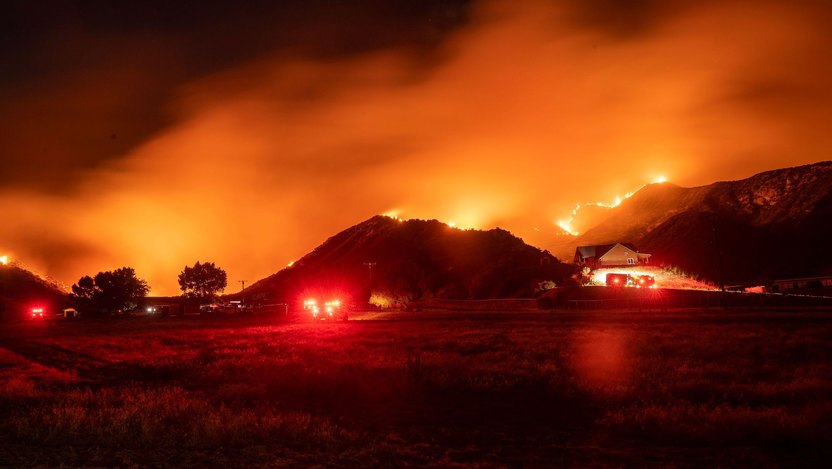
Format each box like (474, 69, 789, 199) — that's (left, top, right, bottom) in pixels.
(1, 1, 831, 294)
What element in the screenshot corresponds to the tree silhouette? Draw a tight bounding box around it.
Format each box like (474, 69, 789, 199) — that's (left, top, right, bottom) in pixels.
(178, 261, 227, 300)
(70, 268, 149, 313)
(70, 275, 98, 303)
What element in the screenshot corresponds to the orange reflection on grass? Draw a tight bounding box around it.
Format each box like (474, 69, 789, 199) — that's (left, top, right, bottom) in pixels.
(570, 327, 633, 396)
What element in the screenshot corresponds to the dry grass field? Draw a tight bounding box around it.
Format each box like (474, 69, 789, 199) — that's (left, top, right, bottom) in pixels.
(1, 309, 831, 467)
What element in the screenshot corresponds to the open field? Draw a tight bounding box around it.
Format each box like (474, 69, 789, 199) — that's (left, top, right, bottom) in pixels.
(1, 309, 832, 467)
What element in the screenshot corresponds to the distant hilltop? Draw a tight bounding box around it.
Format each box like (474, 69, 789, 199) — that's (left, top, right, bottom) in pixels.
(244, 216, 575, 305)
(550, 161, 832, 283)
(0, 263, 67, 320)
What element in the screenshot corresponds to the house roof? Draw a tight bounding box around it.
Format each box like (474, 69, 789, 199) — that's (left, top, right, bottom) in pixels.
(576, 244, 614, 259)
(772, 276, 832, 284)
(575, 242, 640, 259)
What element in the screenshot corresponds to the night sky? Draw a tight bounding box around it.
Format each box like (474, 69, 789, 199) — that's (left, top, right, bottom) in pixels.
(2, 0, 831, 294)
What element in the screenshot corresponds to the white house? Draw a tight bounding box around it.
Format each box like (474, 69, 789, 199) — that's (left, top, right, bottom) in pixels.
(574, 243, 651, 268)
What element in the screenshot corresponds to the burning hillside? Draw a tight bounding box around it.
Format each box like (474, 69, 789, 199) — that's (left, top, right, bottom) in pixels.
(552, 161, 832, 283)
(0, 263, 67, 320)
(245, 215, 575, 305)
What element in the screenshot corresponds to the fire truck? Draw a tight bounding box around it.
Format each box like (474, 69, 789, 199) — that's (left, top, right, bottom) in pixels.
(302, 298, 348, 321)
(606, 273, 656, 288)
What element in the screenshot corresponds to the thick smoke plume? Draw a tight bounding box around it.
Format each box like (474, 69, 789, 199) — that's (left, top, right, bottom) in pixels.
(2, 0, 830, 294)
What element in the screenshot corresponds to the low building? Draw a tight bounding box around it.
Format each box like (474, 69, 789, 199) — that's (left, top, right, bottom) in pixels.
(574, 243, 651, 268)
(770, 276, 832, 293)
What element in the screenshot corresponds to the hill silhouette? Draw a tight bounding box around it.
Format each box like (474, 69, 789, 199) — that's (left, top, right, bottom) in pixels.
(246, 216, 574, 304)
(555, 161, 832, 283)
(0, 264, 67, 320)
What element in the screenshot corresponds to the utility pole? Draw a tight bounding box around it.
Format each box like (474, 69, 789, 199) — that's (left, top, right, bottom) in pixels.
(239, 280, 246, 306)
(239, 280, 246, 291)
(712, 215, 727, 310)
(711, 221, 725, 293)
(363, 262, 377, 289)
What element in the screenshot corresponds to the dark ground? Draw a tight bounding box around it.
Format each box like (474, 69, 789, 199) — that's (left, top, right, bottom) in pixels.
(1, 309, 831, 467)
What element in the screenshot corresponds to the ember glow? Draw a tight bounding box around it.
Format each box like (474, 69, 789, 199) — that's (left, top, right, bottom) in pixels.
(0, 255, 7, 266)
(382, 211, 405, 222)
(2, 1, 831, 293)
(557, 176, 669, 236)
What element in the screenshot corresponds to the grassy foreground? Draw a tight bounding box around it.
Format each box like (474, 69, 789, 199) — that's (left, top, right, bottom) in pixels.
(1, 310, 831, 467)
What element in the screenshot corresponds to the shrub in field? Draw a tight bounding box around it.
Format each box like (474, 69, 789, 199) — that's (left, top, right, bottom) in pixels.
(0, 377, 38, 400)
(600, 401, 832, 445)
(6, 386, 361, 449)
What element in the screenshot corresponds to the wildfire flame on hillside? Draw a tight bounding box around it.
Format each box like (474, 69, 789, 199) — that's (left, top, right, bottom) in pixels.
(382, 211, 471, 230)
(0, 254, 69, 292)
(557, 176, 668, 236)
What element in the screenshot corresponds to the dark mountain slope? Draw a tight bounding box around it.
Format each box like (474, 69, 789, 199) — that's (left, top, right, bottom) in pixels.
(0, 265, 67, 320)
(246, 216, 574, 303)
(557, 161, 832, 282)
